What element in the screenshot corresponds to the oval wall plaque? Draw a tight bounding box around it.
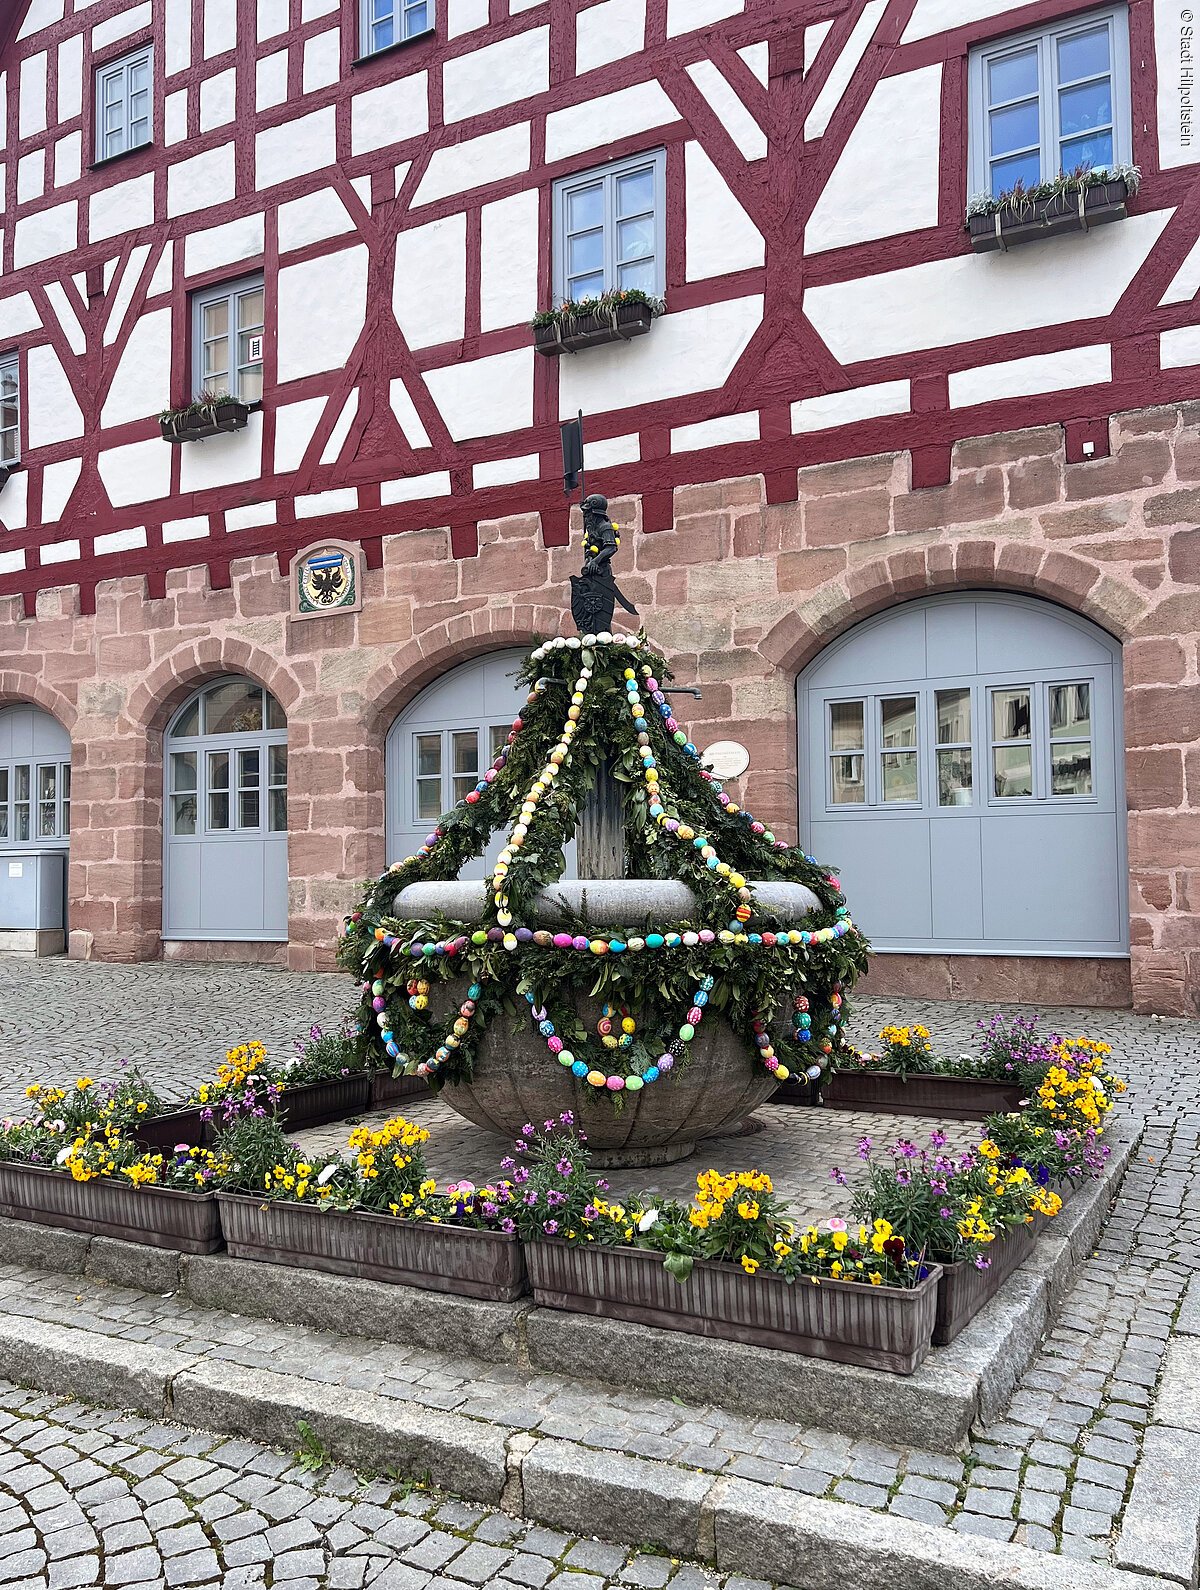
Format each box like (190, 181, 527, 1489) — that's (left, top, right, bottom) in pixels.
(702, 740, 750, 778)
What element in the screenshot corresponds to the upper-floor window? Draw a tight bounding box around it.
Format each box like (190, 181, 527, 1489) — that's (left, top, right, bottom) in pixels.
(0, 356, 18, 466)
(553, 150, 666, 302)
(95, 44, 152, 162)
(191, 275, 265, 403)
(968, 7, 1131, 199)
(360, 0, 432, 56)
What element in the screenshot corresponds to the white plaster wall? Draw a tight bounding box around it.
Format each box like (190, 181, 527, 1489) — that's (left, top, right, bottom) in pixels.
(225, 500, 277, 531)
(393, 214, 466, 349)
(380, 471, 451, 503)
(95, 526, 148, 556)
(448, 0, 490, 38)
(0, 475, 28, 532)
(739, 42, 769, 84)
(164, 0, 192, 73)
(276, 246, 368, 382)
(414, 123, 531, 205)
(277, 187, 353, 252)
(257, 0, 289, 39)
(165, 90, 188, 143)
(295, 487, 356, 518)
(586, 432, 640, 467)
(671, 411, 759, 451)
(684, 143, 764, 280)
(319, 391, 358, 465)
(351, 73, 428, 155)
(389, 378, 432, 448)
(256, 108, 336, 189)
(41, 541, 80, 566)
(546, 81, 676, 163)
(0, 551, 26, 575)
(902, 0, 1027, 43)
(806, 66, 942, 253)
(184, 213, 265, 276)
(98, 437, 171, 506)
(480, 189, 540, 331)
(666, 0, 742, 36)
(40, 458, 81, 523)
(805, 0, 887, 139)
(203, 0, 237, 58)
(0, 295, 40, 341)
(56, 33, 82, 121)
(19, 0, 64, 39)
(200, 67, 237, 130)
(256, 51, 288, 111)
(1161, 235, 1200, 304)
(577, 0, 646, 72)
(18, 52, 47, 138)
(167, 143, 235, 217)
(148, 242, 174, 296)
(791, 380, 910, 433)
(54, 133, 81, 187)
(805, 209, 1174, 362)
(101, 308, 172, 426)
(93, 3, 151, 49)
(423, 348, 534, 440)
(179, 412, 264, 492)
(303, 29, 340, 93)
(473, 453, 539, 487)
(443, 28, 549, 123)
(13, 200, 76, 267)
(1157, 0, 1200, 168)
(17, 151, 44, 203)
(949, 344, 1112, 407)
(102, 244, 151, 347)
(274, 396, 328, 473)
(44, 282, 85, 354)
(1161, 324, 1200, 366)
(89, 172, 155, 244)
(162, 515, 210, 542)
(685, 61, 767, 160)
(559, 296, 763, 419)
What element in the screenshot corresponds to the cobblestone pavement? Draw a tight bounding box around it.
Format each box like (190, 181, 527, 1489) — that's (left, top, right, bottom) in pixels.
(0, 960, 1196, 1577)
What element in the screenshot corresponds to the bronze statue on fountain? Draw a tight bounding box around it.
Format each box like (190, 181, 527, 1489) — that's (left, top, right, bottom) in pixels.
(569, 493, 639, 635)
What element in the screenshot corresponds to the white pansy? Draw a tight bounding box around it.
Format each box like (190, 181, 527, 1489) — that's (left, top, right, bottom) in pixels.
(637, 1208, 660, 1232)
(316, 1164, 339, 1185)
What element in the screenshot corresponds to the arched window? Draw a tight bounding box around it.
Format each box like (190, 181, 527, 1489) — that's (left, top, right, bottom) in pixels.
(164, 677, 288, 941)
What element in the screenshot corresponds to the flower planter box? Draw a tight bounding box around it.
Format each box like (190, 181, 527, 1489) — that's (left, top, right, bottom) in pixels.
(369, 1069, 429, 1110)
(771, 1079, 824, 1107)
(967, 179, 1130, 253)
(534, 302, 655, 357)
(159, 400, 251, 443)
(525, 1239, 941, 1375)
(275, 1073, 373, 1132)
(0, 1163, 221, 1253)
(824, 1070, 1026, 1121)
(932, 1217, 1040, 1345)
(216, 1192, 527, 1301)
(134, 1106, 211, 1152)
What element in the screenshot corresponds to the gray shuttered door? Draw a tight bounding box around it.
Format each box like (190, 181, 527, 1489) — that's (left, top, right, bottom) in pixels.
(387, 650, 578, 881)
(798, 594, 1127, 957)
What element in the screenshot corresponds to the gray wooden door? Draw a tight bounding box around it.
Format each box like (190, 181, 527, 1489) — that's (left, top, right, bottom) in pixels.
(0, 705, 72, 936)
(387, 650, 578, 881)
(798, 594, 1127, 956)
(163, 677, 288, 941)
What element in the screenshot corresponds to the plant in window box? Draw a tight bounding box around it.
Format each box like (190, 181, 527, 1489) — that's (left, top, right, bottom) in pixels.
(531, 289, 665, 356)
(966, 163, 1140, 253)
(158, 389, 251, 443)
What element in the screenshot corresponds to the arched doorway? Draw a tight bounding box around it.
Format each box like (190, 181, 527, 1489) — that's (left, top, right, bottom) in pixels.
(797, 593, 1126, 956)
(163, 677, 288, 941)
(386, 651, 577, 880)
(0, 704, 72, 953)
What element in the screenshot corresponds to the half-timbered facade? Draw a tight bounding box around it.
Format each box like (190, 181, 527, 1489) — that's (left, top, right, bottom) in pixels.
(0, 0, 1195, 1014)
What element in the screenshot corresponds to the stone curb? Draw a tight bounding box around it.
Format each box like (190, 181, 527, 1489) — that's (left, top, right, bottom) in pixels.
(1113, 1425, 1200, 1587)
(0, 1313, 188, 1420)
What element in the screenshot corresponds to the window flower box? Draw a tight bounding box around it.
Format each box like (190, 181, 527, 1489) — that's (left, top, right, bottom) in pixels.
(159, 396, 251, 443)
(216, 1192, 527, 1301)
(369, 1069, 428, 1109)
(524, 1238, 941, 1375)
(0, 1162, 221, 1253)
(823, 1070, 1026, 1121)
(967, 175, 1133, 254)
(531, 292, 663, 358)
(932, 1217, 1039, 1345)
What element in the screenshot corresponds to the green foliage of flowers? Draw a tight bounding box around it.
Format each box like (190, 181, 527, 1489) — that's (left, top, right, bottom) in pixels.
(966, 162, 1140, 220)
(530, 288, 665, 330)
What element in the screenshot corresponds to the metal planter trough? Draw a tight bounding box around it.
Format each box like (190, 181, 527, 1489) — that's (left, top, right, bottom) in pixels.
(932, 1217, 1040, 1345)
(274, 1073, 373, 1132)
(533, 302, 656, 356)
(159, 399, 251, 442)
(967, 178, 1130, 253)
(525, 1240, 941, 1375)
(0, 1163, 222, 1253)
(217, 1192, 527, 1301)
(823, 1070, 1026, 1121)
(369, 1069, 429, 1110)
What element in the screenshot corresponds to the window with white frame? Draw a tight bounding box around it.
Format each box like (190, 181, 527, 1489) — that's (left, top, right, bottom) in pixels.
(191, 276, 265, 403)
(0, 355, 18, 466)
(553, 150, 666, 302)
(968, 6, 1131, 200)
(359, 0, 432, 56)
(95, 44, 152, 161)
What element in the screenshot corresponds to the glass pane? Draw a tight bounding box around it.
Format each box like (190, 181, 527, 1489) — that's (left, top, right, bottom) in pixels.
(61, 765, 70, 801)
(239, 790, 260, 829)
(129, 57, 149, 91)
(938, 749, 973, 807)
(830, 754, 864, 805)
(238, 748, 260, 788)
(207, 750, 229, 790)
(415, 733, 440, 779)
(269, 744, 288, 785)
(994, 745, 1033, 798)
(881, 751, 918, 803)
(0, 809, 9, 840)
(829, 701, 863, 753)
(990, 150, 1042, 196)
(489, 724, 509, 762)
(0, 769, 8, 802)
(416, 779, 441, 820)
(1052, 743, 1093, 796)
(203, 299, 229, 340)
(988, 46, 1038, 104)
(14, 766, 29, 802)
(172, 795, 197, 836)
(617, 215, 654, 262)
(173, 697, 200, 737)
(1059, 80, 1112, 139)
(990, 100, 1040, 157)
(238, 366, 264, 404)
(452, 774, 476, 803)
(38, 766, 56, 803)
(617, 259, 656, 292)
(451, 731, 478, 776)
(371, 16, 395, 49)
(881, 696, 917, 750)
(61, 802, 69, 836)
(209, 792, 229, 830)
(265, 692, 286, 730)
(1059, 130, 1113, 170)
(567, 184, 604, 233)
(206, 680, 263, 734)
(0, 432, 16, 466)
(237, 289, 264, 332)
(567, 271, 606, 299)
(1058, 25, 1110, 84)
(568, 230, 604, 277)
(1049, 682, 1091, 738)
(202, 337, 229, 385)
(14, 806, 29, 842)
(38, 803, 56, 838)
(403, 0, 427, 33)
(616, 167, 655, 217)
(269, 789, 287, 832)
(936, 688, 971, 745)
(992, 688, 1031, 742)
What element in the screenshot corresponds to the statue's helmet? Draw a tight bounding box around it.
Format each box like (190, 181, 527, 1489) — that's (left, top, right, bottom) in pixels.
(581, 493, 609, 514)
